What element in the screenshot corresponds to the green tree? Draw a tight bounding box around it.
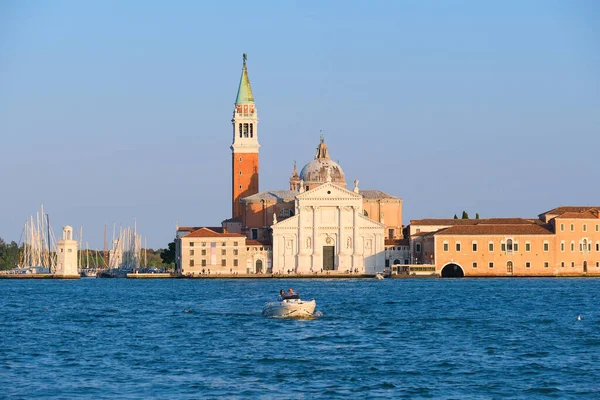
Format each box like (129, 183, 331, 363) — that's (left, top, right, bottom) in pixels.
(160, 241, 176, 265)
(462, 211, 469, 219)
(0, 238, 20, 270)
(453, 214, 458, 219)
(475, 213, 480, 219)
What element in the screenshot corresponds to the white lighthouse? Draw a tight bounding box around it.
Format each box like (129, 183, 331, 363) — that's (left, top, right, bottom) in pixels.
(56, 226, 79, 278)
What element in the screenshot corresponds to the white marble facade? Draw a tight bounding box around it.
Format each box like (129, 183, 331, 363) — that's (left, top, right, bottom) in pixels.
(272, 182, 385, 274)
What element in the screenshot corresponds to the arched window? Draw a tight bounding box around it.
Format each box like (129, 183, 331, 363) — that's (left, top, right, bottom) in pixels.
(507, 261, 513, 274)
(506, 239, 513, 252)
(250, 123, 253, 138)
(239, 123, 242, 138)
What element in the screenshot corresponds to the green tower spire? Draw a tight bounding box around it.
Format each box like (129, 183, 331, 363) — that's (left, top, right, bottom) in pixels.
(235, 53, 254, 104)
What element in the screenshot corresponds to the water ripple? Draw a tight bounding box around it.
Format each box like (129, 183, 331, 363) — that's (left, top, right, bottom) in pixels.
(1, 278, 600, 398)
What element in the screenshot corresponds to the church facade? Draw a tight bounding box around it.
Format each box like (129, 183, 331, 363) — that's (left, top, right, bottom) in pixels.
(175, 55, 403, 275)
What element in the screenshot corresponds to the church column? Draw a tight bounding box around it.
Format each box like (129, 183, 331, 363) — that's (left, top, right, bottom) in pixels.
(338, 206, 344, 254)
(312, 206, 319, 255)
(298, 207, 304, 254)
(352, 206, 358, 256)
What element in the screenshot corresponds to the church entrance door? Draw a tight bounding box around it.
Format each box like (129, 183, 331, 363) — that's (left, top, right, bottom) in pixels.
(323, 246, 335, 271)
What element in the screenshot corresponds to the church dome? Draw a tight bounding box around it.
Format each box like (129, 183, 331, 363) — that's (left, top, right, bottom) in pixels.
(299, 137, 346, 189)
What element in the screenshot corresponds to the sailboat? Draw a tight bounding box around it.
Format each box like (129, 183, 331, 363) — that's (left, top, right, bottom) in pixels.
(18, 205, 57, 274)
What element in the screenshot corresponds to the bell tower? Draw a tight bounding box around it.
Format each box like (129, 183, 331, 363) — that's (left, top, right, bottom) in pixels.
(231, 53, 260, 219)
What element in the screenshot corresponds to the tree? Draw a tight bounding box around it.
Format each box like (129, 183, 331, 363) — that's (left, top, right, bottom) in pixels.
(0, 238, 20, 270)
(160, 240, 176, 265)
(462, 211, 469, 219)
(475, 213, 480, 219)
(453, 214, 458, 219)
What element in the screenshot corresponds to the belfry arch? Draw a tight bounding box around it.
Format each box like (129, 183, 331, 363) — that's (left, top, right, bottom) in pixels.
(441, 263, 464, 278)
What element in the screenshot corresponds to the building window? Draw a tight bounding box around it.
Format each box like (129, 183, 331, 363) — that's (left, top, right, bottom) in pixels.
(596, 242, 599, 252)
(239, 123, 242, 138)
(506, 261, 513, 273)
(202, 242, 206, 246)
(561, 261, 564, 268)
(456, 243, 461, 252)
(489, 242, 494, 252)
(514, 243, 518, 252)
(60, 249, 64, 253)
(202, 260, 206, 267)
(570, 242, 575, 252)
(234, 241, 238, 247)
(416, 244, 421, 253)
(489, 262, 494, 269)
(472, 242, 478, 252)
(68, 249, 72, 253)
(239, 157, 242, 162)
(525, 242, 531, 252)
(560, 223, 564, 232)
(526, 262, 531, 268)
(443, 242, 448, 252)
(243, 123, 249, 137)
(571, 262, 575, 268)
(583, 224, 587, 232)
(222, 242, 226, 246)
(190, 242, 194, 247)
(570, 224, 574, 232)
(507, 239, 513, 252)
(239, 170, 242, 175)
(251, 228, 258, 240)
(233, 249, 238, 256)
(501, 243, 506, 252)
(239, 185, 242, 189)
(543, 242, 549, 252)
(189, 260, 194, 267)
(201, 249, 206, 256)
(544, 262, 549, 268)
(190, 250, 194, 256)
(250, 123, 253, 138)
(472, 262, 477, 269)
(597, 262, 599, 267)
(222, 259, 226, 267)
(388, 229, 394, 240)
(561, 241, 565, 252)
(596, 224, 599, 232)
(221, 249, 226, 256)
(234, 259, 238, 267)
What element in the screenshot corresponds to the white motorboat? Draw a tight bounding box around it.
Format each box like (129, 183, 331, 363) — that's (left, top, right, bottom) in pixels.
(262, 296, 316, 318)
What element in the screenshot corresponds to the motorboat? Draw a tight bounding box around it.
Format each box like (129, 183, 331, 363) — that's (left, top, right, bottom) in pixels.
(262, 294, 316, 318)
(375, 273, 385, 280)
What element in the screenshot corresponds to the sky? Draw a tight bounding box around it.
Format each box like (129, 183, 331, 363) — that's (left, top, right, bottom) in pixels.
(1, 0, 599, 249)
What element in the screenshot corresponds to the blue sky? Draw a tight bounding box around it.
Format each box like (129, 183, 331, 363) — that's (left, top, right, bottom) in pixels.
(1, 0, 598, 249)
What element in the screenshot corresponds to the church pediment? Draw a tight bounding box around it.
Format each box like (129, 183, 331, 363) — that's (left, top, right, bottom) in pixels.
(297, 182, 362, 201)
(272, 214, 299, 228)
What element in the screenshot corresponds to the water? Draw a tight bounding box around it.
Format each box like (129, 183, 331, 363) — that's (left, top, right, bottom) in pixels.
(1, 278, 599, 399)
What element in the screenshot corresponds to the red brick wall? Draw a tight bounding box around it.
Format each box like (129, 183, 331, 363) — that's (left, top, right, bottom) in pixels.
(232, 152, 259, 218)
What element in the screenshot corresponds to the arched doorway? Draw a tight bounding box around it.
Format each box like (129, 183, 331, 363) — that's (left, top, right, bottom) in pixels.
(441, 263, 464, 278)
(583, 261, 587, 274)
(507, 261, 513, 274)
(255, 259, 263, 274)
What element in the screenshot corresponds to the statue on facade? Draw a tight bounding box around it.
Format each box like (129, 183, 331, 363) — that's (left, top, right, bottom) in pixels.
(346, 237, 352, 249)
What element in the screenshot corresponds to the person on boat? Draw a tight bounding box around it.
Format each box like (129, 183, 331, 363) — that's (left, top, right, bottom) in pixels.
(288, 288, 295, 295)
(279, 289, 286, 301)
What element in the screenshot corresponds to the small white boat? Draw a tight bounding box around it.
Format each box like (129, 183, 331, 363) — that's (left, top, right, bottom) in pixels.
(262, 296, 316, 318)
(375, 273, 385, 280)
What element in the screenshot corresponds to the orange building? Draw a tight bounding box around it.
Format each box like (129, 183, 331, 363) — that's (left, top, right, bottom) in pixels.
(408, 206, 600, 277)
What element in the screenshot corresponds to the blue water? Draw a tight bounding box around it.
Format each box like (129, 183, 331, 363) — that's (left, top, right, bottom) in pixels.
(1, 278, 599, 399)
